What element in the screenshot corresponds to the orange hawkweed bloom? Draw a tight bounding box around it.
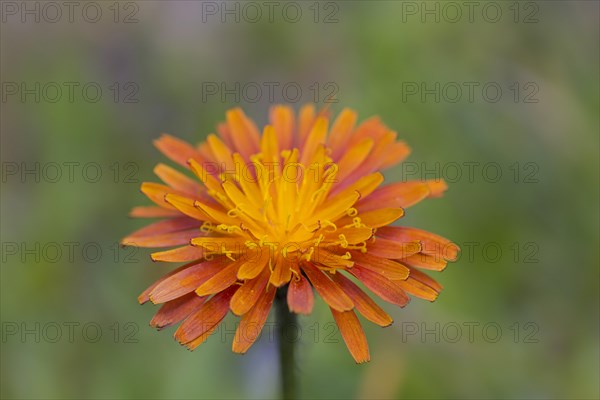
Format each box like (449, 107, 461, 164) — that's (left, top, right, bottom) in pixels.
(123, 105, 458, 363)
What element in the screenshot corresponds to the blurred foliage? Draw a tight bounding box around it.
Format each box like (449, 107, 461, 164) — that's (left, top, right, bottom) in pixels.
(1, 1, 598, 399)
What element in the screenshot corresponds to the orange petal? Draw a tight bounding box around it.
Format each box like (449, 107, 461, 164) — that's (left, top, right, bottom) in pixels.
(330, 309, 370, 363)
(138, 263, 193, 304)
(350, 251, 410, 280)
(396, 276, 439, 302)
(151, 245, 205, 262)
(403, 253, 448, 271)
(197, 141, 214, 164)
(328, 108, 357, 159)
(342, 131, 396, 182)
(407, 268, 443, 292)
(150, 292, 206, 330)
(367, 238, 421, 260)
(377, 227, 460, 261)
(174, 286, 237, 346)
(380, 141, 411, 169)
(206, 133, 235, 172)
(222, 180, 264, 222)
(123, 216, 199, 240)
(187, 158, 226, 194)
(183, 321, 221, 350)
(270, 105, 294, 151)
(335, 137, 374, 182)
(217, 122, 235, 150)
(348, 265, 410, 307)
(230, 267, 270, 316)
(270, 254, 294, 287)
(195, 259, 244, 296)
(226, 108, 260, 160)
(232, 284, 276, 354)
(193, 199, 238, 226)
(425, 179, 448, 198)
(140, 182, 178, 210)
(287, 273, 314, 314)
(299, 117, 328, 166)
(237, 246, 270, 280)
(329, 172, 383, 200)
(297, 104, 316, 148)
(164, 193, 208, 221)
(301, 262, 354, 311)
(232, 153, 262, 208)
(154, 134, 204, 168)
(313, 249, 354, 269)
(348, 116, 388, 145)
(260, 125, 281, 173)
(154, 163, 202, 196)
(129, 206, 180, 218)
(322, 226, 374, 245)
(357, 181, 430, 212)
(331, 273, 392, 327)
(149, 257, 228, 303)
(307, 191, 361, 228)
(357, 208, 404, 228)
(121, 228, 200, 248)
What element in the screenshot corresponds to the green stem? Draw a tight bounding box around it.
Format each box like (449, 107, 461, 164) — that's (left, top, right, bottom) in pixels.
(275, 287, 297, 400)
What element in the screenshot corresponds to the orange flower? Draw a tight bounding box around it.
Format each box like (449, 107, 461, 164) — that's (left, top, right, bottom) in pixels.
(123, 105, 458, 363)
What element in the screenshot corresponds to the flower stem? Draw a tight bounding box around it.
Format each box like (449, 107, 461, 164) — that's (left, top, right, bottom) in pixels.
(275, 287, 297, 400)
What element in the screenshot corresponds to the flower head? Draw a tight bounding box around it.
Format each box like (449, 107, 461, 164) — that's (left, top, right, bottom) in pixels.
(123, 105, 458, 363)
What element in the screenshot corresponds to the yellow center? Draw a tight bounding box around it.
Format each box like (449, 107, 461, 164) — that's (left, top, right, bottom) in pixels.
(183, 125, 382, 286)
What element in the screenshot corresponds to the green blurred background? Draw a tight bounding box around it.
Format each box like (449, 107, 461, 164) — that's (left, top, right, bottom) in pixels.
(1, 1, 598, 399)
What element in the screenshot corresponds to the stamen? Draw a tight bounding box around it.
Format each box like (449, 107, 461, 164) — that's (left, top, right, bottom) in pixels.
(226, 225, 242, 234)
(301, 221, 320, 233)
(321, 220, 337, 232)
(200, 221, 214, 233)
(338, 234, 349, 248)
(319, 265, 337, 274)
(304, 247, 315, 261)
(310, 187, 327, 202)
(268, 257, 274, 272)
(313, 234, 325, 247)
(221, 246, 236, 261)
(215, 224, 231, 234)
(347, 241, 367, 253)
(290, 268, 301, 281)
(346, 208, 358, 217)
(258, 235, 270, 247)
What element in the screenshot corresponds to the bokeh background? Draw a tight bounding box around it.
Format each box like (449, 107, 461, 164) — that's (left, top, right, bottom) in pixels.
(1, 1, 598, 399)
